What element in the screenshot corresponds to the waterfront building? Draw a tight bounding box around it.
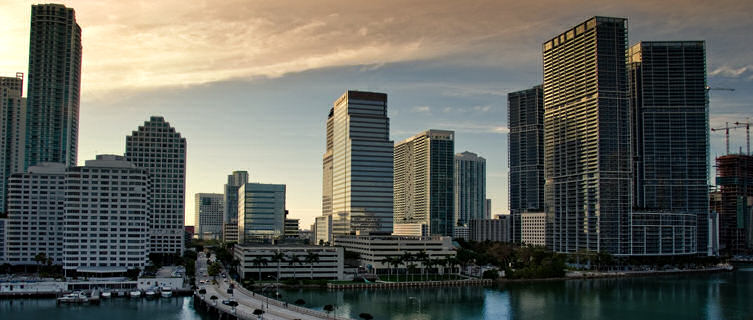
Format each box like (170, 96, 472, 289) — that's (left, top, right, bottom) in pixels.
(543, 17, 631, 254)
(469, 217, 511, 242)
(0, 74, 26, 212)
(392, 223, 428, 237)
(394, 130, 455, 236)
(125, 116, 186, 255)
(325, 91, 394, 235)
(521, 212, 546, 246)
(629, 41, 708, 255)
(5, 163, 66, 265)
(714, 155, 753, 253)
(24, 4, 82, 170)
(455, 151, 486, 225)
(195, 193, 224, 240)
(629, 211, 697, 255)
(508, 85, 544, 244)
(63, 155, 150, 273)
(332, 235, 455, 274)
(453, 225, 469, 240)
(238, 183, 286, 243)
(234, 244, 344, 280)
(285, 218, 300, 239)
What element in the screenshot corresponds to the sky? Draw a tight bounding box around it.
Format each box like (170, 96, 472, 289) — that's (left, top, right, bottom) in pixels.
(2, 0, 752, 228)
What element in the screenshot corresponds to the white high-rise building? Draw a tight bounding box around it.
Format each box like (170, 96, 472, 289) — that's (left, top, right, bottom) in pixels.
(5, 163, 66, 265)
(327, 91, 394, 235)
(0, 74, 26, 212)
(195, 193, 224, 240)
(455, 151, 486, 225)
(125, 116, 186, 255)
(63, 155, 150, 273)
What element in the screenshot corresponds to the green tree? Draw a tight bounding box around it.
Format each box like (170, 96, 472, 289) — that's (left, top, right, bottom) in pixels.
(270, 251, 286, 281)
(304, 251, 320, 279)
(415, 251, 430, 281)
(208, 261, 222, 277)
(34, 252, 47, 272)
(251, 256, 268, 281)
(288, 254, 302, 280)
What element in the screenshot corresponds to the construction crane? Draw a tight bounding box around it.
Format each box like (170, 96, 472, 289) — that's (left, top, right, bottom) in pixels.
(711, 122, 750, 155)
(705, 86, 735, 92)
(733, 121, 750, 155)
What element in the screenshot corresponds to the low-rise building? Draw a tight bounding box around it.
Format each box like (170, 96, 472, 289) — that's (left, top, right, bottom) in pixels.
(234, 244, 344, 280)
(469, 216, 511, 242)
(453, 225, 469, 240)
(521, 212, 546, 246)
(285, 218, 299, 239)
(333, 235, 456, 273)
(392, 223, 428, 237)
(223, 220, 238, 243)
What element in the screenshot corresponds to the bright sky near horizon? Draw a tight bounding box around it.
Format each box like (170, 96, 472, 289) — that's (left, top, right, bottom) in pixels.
(2, 0, 752, 227)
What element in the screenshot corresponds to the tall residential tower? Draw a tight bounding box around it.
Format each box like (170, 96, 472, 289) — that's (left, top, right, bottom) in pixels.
(1, 74, 26, 212)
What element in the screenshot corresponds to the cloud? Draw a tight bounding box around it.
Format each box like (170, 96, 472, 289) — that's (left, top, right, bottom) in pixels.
(436, 121, 508, 134)
(473, 105, 493, 112)
(710, 65, 753, 78)
(411, 105, 431, 113)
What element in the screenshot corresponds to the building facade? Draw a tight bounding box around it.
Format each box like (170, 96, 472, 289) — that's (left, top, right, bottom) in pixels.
(327, 91, 394, 235)
(238, 183, 286, 243)
(714, 155, 753, 253)
(195, 193, 224, 240)
(332, 235, 455, 273)
(5, 163, 66, 265)
(125, 116, 186, 255)
(508, 85, 544, 244)
(629, 211, 697, 255)
(469, 217, 511, 243)
(0, 74, 26, 212)
(315, 215, 333, 245)
(521, 212, 547, 246)
(394, 130, 455, 236)
(455, 151, 486, 225)
(543, 17, 631, 255)
(629, 41, 708, 255)
(63, 155, 150, 273)
(234, 245, 344, 280)
(285, 218, 300, 239)
(25, 4, 82, 170)
(222, 171, 248, 242)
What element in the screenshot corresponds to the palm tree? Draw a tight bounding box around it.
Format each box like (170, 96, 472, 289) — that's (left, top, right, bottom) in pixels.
(210, 295, 218, 305)
(304, 251, 320, 279)
(415, 251, 430, 281)
(251, 256, 268, 281)
(381, 256, 396, 280)
(401, 252, 414, 282)
(407, 263, 418, 282)
(198, 288, 207, 298)
(424, 258, 437, 281)
(270, 251, 286, 281)
(288, 254, 302, 280)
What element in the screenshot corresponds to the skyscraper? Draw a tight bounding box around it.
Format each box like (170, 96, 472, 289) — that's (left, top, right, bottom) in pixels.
(238, 183, 286, 243)
(455, 151, 486, 225)
(125, 116, 187, 255)
(543, 17, 631, 255)
(714, 155, 753, 253)
(0, 74, 26, 212)
(25, 4, 82, 170)
(629, 41, 708, 255)
(224, 171, 248, 223)
(393, 130, 455, 236)
(508, 85, 544, 243)
(328, 91, 394, 235)
(195, 193, 224, 240)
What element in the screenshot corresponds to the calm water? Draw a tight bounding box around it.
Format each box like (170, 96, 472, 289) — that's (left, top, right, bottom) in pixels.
(3, 268, 752, 319)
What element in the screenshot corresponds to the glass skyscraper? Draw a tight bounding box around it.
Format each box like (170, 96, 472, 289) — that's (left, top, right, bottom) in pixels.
(543, 17, 631, 255)
(328, 91, 394, 235)
(455, 151, 486, 226)
(25, 4, 82, 170)
(508, 85, 544, 243)
(394, 130, 455, 236)
(238, 183, 286, 243)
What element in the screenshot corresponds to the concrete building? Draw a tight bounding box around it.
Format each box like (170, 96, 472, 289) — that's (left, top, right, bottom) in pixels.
(0, 74, 26, 213)
(222, 171, 248, 242)
(222, 223, 238, 243)
(714, 154, 753, 253)
(469, 217, 511, 243)
(392, 223, 428, 237)
(195, 193, 224, 240)
(234, 245, 344, 280)
(285, 218, 300, 239)
(629, 41, 709, 255)
(453, 225, 469, 240)
(455, 151, 486, 225)
(508, 85, 544, 244)
(125, 116, 186, 255)
(5, 163, 66, 265)
(315, 215, 333, 245)
(238, 183, 286, 243)
(25, 4, 82, 170)
(333, 235, 455, 273)
(543, 17, 631, 255)
(325, 91, 394, 236)
(394, 130, 455, 236)
(521, 212, 547, 246)
(63, 155, 150, 273)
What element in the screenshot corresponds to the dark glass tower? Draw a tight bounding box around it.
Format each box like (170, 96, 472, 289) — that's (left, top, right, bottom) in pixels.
(629, 41, 708, 254)
(508, 85, 544, 243)
(543, 17, 631, 254)
(25, 4, 82, 169)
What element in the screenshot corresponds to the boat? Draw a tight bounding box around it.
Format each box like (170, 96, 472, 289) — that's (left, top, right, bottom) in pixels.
(160, 287, 173, 298)
(57, 292, 88, 304)
(145, 289, 157, 298)
(101, 291, 112, 298)
(129, 290, 142, 298)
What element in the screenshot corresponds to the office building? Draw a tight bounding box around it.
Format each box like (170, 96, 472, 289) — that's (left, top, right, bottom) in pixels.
(222, 223, 238, 243)
(629, 211, 697, 255)
(543, 17, 631, 254)
(394, 130, 455, 236)
(629, 41, 708, 255)
(392, 223, 429, 237)
(508, 85, 544, 244)
(1, 74, 26, 212)
(521, 212, 547, 246)
(195, 193, 224, 240)
(469, 217, 511, 242)
(222, 171, 248, 242)
(315, 215, 333, 244)
(285, 218, 300, 239)
(63, 155, 150, 273)
(714, 155, 753, 253)
(25, 4, 82, 170)
(333, 235, 455, 274)
(125, 116, 186, 255)
(455, 151, 486, 225)
(238, 183, 286, 243)
(325, 91, 394, 235)
(453, 225, 469, 240)
(0, 218, 5, 262)
(234, 245, 344, 280)
(5, 163, 66, 265)
(322, 108, 334, 218)
(484, 199, 492, 219)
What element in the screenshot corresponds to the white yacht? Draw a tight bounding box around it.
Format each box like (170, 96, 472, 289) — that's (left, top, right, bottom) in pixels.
(101, 291, 112, 298)
(145, 289, 157, 298)
(129, 290, 142, 298)
(160, 287, 173, 298)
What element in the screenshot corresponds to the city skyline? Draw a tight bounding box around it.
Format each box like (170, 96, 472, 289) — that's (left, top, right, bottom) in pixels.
(2, 1, 752, 227)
